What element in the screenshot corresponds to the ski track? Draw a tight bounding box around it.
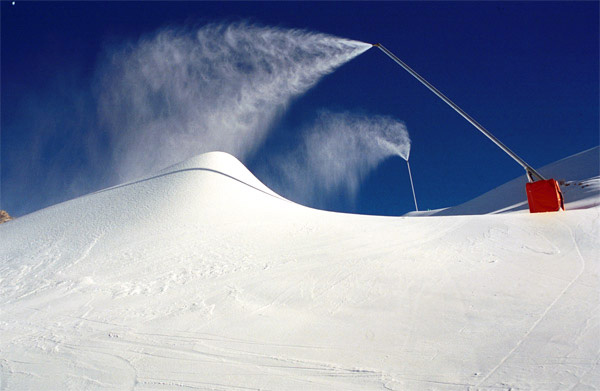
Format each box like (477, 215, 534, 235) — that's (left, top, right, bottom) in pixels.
(476, 217, 590, 388)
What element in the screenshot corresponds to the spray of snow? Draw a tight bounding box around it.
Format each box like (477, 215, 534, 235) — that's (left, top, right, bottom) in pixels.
(273, 111, 411, 205)
(96, 22, 371, 182)
(3, 21, 379, 215)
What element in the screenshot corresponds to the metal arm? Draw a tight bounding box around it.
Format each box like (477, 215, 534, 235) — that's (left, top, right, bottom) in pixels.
(373, 43, 545, 182)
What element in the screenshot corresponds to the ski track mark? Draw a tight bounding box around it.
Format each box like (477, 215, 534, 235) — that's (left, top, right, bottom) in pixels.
(72, 233, 104, 267)
(476, 219, 588, 388)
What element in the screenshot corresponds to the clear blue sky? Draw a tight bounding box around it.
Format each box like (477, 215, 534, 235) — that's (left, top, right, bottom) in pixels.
(2, 1, 598, 217)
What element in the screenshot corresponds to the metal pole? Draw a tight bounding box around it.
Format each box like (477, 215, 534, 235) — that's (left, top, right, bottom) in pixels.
(406, 160, 419, 212)
(373, 43, 545, 182)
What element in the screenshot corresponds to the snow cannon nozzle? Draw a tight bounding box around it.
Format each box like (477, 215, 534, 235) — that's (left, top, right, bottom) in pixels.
(372, 43, 381, 47)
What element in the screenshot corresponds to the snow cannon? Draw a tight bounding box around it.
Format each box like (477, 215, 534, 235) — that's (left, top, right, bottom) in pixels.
(373, 43, 564, 213)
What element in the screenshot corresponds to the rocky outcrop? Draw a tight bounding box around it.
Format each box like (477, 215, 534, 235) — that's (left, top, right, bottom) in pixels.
(0, 210, 13, 224)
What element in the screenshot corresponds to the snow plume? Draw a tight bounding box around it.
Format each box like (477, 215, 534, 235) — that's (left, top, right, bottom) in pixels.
(97, 22, 371, 182)
(273, 111, 411, 206)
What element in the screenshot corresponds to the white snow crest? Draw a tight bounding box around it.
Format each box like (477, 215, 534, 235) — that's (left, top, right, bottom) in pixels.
(96, 22, 371, 182)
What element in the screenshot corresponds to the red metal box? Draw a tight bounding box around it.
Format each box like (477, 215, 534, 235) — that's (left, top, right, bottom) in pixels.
(526, 179, 565, 213)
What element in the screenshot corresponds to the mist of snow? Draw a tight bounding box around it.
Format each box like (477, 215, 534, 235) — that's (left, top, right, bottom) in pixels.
(274, 111, 411, 205)
(3, 21, 386, 216)
(97, 22, 371, 182)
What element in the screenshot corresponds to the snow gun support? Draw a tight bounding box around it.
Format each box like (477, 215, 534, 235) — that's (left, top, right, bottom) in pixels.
(373, 43, 564, 213)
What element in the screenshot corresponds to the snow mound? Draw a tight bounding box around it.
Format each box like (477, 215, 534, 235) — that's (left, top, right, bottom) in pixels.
(157, 151, 284, 198)
(0, 149, 599, 390)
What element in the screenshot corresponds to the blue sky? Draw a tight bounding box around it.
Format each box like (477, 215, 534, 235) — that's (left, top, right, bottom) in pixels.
(2, 1, 598, 217)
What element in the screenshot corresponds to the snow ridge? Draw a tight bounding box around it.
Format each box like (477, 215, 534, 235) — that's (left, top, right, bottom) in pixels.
(429, 146, 600, 216)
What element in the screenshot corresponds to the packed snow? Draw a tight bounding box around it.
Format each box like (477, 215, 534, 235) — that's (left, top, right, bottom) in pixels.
(1, 148, 598, 390)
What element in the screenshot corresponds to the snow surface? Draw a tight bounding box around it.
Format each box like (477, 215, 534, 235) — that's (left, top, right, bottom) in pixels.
(1, 149, 599, 390)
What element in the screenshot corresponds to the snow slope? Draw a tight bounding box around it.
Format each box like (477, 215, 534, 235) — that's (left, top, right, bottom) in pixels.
(429, 146, 600, 216)
(0, 150, 598, 390)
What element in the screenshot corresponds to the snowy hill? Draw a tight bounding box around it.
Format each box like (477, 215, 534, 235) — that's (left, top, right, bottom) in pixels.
(1, 150, 599, 390)
(428, 146, 600, 216)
